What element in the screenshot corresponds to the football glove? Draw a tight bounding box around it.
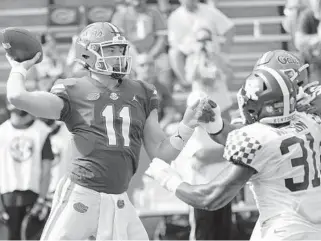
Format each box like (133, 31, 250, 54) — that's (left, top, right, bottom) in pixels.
(198, 99, 224, 134)
(145, 158, 183, 193)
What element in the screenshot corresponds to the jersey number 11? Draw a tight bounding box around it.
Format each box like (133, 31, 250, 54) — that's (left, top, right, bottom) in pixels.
(102, 105, 131, 147)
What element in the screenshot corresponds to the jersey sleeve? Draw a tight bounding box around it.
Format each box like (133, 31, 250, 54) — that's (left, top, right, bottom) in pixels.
(50, 79, 74, 121)
(223, 129, 264, 173)
(137, 80, 159, 117)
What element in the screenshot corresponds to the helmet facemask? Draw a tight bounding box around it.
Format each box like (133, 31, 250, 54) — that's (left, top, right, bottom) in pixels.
(76, 35, 132, 79)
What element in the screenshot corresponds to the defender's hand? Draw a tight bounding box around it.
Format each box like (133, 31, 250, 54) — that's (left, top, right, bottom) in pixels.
(6, 52, 41, 71)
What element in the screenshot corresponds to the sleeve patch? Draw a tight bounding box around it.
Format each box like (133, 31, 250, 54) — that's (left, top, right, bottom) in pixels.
(224, 130, 262, 164)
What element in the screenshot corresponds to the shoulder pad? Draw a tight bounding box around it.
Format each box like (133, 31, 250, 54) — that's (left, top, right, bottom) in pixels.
(224, 127, 263, 165)
(136, 79, 157, 93)
(53, 78, 79, 88)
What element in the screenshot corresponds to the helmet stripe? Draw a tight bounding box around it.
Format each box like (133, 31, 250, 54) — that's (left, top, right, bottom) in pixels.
(107, 22, 121, 36)
(257, 66, 290, 116)
(258, 51, 271, 65)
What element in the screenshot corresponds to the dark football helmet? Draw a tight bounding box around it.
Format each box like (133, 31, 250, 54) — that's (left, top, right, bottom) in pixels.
(253, 49, 309, 88)
(238, 66, 297, 125)
(75, 22, 132, 79)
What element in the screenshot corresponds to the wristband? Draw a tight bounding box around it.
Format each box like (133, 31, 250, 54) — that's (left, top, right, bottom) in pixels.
(170, 122, 194, 150)
(11, 66, 27, 79)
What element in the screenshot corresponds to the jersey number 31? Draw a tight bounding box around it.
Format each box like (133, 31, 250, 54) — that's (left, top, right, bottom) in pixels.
(280, 133, 320, 192)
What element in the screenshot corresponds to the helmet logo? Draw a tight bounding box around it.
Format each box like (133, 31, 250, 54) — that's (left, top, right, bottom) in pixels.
(265, 106, 274, 113)
(277, 55, 299, 65)
(83, 29, 104, 39)
(110, 93, 119, 100)
(90, 44, 99, 51)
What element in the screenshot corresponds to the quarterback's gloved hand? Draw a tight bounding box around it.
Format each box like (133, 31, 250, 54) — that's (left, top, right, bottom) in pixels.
(29, 197, 50, 221)
(198, 99, 224, 134)
(145, 158, 183, 193)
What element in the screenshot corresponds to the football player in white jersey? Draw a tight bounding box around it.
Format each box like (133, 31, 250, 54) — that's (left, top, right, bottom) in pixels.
(146, 66, 321, 240)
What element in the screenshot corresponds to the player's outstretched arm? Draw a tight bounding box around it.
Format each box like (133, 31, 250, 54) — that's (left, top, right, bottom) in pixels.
(143, 98, 218, 162)
(6, 53, 64, 119)
(145, 158, 255, 210)
(143, 101, 199, 162)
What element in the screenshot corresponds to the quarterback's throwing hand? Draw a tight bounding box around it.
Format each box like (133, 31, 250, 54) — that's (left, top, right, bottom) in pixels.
(6, 52, 41, 71)
(145, 158, 183, 193)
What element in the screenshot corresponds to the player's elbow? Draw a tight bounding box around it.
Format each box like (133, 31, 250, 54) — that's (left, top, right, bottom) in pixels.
(7, 91, 27, 109)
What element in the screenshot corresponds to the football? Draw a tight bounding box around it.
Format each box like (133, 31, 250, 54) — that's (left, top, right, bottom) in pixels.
(0, 27, 43, 64)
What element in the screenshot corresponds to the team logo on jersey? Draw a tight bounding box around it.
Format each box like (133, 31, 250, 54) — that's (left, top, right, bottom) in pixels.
(132, 95, 138, 103)
(2, 42, 11, 49)
(110, 92, 118, 100)
(10, 137, 34, 163)
(86, 93, 100, 101)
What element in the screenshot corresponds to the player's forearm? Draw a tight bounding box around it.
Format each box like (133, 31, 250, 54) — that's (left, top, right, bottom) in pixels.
(7, 72, 28, 101)
(208, 119, 239, 146)
(175, 182, 229, 211)
(156, 122, 195, 162)
(7, 73, 63, 119)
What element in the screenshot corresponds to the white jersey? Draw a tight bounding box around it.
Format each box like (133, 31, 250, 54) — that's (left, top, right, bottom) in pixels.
(224, 112, 321, 227)
(48, 122, 72, 197)
(0, 120, 51, 194)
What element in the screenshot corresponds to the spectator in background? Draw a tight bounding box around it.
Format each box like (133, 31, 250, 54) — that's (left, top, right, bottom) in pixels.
(282, 0, 308, 37)
(170, 26, 234, 241)
(44, 120, 72, 205)
(136, 53, 178, 129)
(295, 0, 321, 83)
(168, 0, 235, 88)
(31, 33, 66, 91)
(112, 0, 173, 91)
(0, 103, 54, 240)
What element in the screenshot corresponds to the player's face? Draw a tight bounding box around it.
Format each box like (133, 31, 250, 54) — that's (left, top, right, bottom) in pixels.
(102, 45, 126, 71)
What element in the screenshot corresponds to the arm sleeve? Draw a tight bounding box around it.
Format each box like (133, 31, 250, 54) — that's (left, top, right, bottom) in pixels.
(50, 79, 72, 122)
(223, 129, 264, 173)
(41, 134, 54, 161)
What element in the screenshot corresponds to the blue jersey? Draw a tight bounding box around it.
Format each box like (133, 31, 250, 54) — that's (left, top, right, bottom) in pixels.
(51, 76, 158, 194)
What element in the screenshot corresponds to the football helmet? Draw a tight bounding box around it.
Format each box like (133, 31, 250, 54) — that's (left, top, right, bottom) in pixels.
(75, 22, 132, 79)
(238, 66, 296, 125)
(253, 50, 309, 88)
